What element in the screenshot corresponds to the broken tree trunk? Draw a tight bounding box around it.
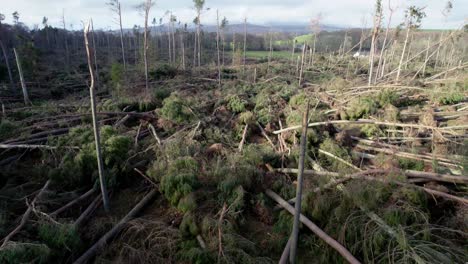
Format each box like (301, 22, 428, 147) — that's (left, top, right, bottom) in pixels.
(73, 189, 157, 264)
(289, 103, 309, 263)
(0, 40, 14, 89)
(84, 20, 110, 212)
(13, 48, 31, 105)
(265, 189, 361, 264)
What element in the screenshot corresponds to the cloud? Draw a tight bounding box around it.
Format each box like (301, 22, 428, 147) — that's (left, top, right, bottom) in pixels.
(0, 0, 465, 30)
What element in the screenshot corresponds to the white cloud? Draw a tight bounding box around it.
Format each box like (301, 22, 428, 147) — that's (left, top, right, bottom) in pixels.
(0, 0, 465, 30)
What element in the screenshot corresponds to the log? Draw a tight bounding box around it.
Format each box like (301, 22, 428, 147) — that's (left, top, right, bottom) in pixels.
(0, 144, 79, 150)
(265, 189, 361, 264)
(74, 194, 102, 228)
(50, 188, 97, 217)
(273, 119, 464, 135)
(0, 180, 51, 248)
(73, 189, 157, 264)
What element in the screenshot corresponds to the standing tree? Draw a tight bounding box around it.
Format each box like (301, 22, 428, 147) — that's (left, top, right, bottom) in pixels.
(83, 20, 110, 212)
(42, 17, 50, 46)
(13, 48, 31, 105)
(12, 11, 19, 25)
(138, 0, 154, 94)
(107, 0, 127, 70)
(0, 13, 14, 89)
(368, 0, 383, 86)
(375, 0, 396, 81)
(216, 10, 221, 88)
(61, 10, 70, 73)
(220, 17, 228, 66)
(193, 0, 205, 68)
(396, 6, 426, 82)
(243, 16, 247, 71)
(309, 13, 322, 67)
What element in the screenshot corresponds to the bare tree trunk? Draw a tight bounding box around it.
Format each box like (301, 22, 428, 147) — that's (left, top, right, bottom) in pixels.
(396, 25, 410, 82)
(197, 11, 201, 67)
(143, 0, 152, 94)
(375, 3, 394, 81)
(84, 20, 110, 212)
(62, 10, 70, 73)
(243, 17, 247, 72)
(13, 48, 31, 105)
(0, 40, 14, 89)
(311, 34, 316, 67)
(267, 29, 273, 73)
(298, 44, 306, 87)
(91, 21, 99, 85)
(117, 2, 126, 70)
(216, 10, 221, 88)
(422, 38, 431, 77)
(180, 32, 185, 70)
(289, 104, 309, 263)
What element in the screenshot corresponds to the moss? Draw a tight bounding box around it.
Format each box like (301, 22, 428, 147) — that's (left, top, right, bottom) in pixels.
(361, 124, 384, 138)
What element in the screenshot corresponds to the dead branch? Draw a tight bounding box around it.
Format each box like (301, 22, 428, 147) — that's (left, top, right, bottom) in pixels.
(0, 180, 51, 248)
(238, 124, 249, 152)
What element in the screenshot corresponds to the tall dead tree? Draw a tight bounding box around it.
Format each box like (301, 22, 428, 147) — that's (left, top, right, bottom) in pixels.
(396, 6, 426, 82)
(107, 0, 126, 70)
(375, 0, 395, 80)
(61, 10, 70, 73)
(221, 17, 228, 66)
(84, 20, 110, 212)
(0, 14, 14, 89)
(13, 48, 31, 105)
(91, 21, 99, 85)
(289, 103, 310, 263)
(216, 10, 221, 88)
(243, 16, 247, 71)
(267, 28, 273, 73)
(138, 0, 153, 94)
(368, 0, 383, 86)
(193, 0, 205, 68)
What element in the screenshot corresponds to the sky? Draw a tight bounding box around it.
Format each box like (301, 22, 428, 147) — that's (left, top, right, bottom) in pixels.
(0, 0, 466, 30)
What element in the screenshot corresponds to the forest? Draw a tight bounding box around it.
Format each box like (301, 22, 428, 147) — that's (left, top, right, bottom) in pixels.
(0, 0, 467, 263)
